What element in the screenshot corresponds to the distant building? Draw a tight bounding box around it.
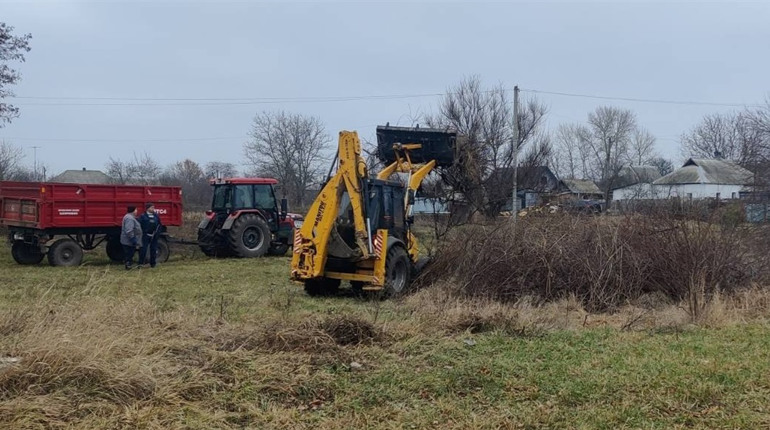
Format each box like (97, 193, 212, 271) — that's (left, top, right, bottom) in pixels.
(612, 165, 662, 201)
(654, 158, 753, 200)
(558, 179, 604, 200)
(613, 158, 754, 201)
(50, 168, 112, 184)
(412, 197, 448, 214)
(489, 166, 561, 210)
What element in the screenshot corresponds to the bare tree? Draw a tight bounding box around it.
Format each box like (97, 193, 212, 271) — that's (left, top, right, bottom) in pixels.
(244, 111, 330, 208)
(0, 140, 23, 179)
(424, 76, 548, 217)
(204, 161, 237, 179)
(553, 124, 591, 179)
(105, 153, 162, 185)
(628, 128, 657, 165)
(679, 111, 764, 163)
(160, 159, 210, 208)
(586, 106, 637, 199)
(0, 23, 32, 126)
(648, 156, 674, 177)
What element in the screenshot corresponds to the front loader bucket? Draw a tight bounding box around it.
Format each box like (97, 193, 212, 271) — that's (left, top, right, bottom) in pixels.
(376, 125, 457, 167)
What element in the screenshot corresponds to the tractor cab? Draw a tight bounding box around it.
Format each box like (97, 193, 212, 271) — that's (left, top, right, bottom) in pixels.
(209, 178, 281, 215)
(198, 178, 300, 258)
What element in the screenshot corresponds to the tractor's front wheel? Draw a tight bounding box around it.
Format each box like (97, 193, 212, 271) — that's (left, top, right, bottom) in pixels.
(228, 214, 271, 258)
(304, 278, 341, 297)
(268, 242, 289, 256)
(384, 246, 411, 297)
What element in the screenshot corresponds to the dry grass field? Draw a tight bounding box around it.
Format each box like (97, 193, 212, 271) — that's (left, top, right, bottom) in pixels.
(1, 219, 770, 428)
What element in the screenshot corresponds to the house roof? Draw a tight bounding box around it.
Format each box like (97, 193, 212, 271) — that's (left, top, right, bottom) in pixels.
(561, 179, 602, 195)
(50, 169, 112, 184)
(612, 165, 661, 189)
(653, 158, 754, 186)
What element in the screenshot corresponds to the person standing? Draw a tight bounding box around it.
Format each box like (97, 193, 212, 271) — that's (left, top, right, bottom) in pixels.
(120, 206, 142, 270)
(138, 202, 163, 268)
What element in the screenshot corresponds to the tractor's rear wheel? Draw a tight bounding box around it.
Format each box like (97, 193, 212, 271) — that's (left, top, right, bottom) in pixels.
(384, 246, 411, 297)
(304, 278, 341, 297)
(11, 242, 44, 265)
(228, 214, 271, 258)
(48, 238, 84, 267)
(105, 238, 123, 262)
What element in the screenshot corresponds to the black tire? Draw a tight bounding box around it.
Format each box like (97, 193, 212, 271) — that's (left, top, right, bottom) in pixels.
(48, 238, 84, 267)
(268, 242, 290, 256)
(11, 242, 44, 265)
(304, 278, 341, 297)
(228, 214, 271, 258)
(156, 239, 170, 263)
(200, 246, 217, 257)
(384, 246, 411, 297)
(105, 238, 124, 262)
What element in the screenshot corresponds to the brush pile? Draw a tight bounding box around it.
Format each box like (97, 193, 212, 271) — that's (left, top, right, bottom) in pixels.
(420, 212, 770, 311)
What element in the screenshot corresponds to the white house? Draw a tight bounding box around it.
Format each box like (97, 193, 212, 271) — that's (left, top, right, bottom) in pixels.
(652, 158, 753, 200)
(611, 166, 662, 201)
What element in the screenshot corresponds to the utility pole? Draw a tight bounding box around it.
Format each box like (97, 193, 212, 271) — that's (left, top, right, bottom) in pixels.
(31, 146, 40, 181)
(511, 85, 520, 222)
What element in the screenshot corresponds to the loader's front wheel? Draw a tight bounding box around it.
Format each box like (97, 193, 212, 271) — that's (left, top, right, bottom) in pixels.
(304, 278, 341, 297)
(384, 246, 410, 297)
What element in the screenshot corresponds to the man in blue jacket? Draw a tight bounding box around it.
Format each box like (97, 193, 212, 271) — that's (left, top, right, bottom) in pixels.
(138, 202, 163, 268)
(120, 206, 142, 270)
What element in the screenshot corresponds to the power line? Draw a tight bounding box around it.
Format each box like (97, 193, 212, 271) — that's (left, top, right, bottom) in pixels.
(9, 88, 766, 108)
(521, 88, 765, 108)
(3, 136, 246, 143)
(10, 93, 445, 106)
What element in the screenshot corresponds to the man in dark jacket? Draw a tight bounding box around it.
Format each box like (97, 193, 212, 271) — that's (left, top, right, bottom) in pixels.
(138, 202, 163, 268)
(121, 206, 142, 270)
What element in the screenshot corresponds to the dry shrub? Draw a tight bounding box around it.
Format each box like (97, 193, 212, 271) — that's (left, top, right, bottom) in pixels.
(217, 315, 381, 355)
(318, 316, 379, 346)
(421, 211, 770, 312)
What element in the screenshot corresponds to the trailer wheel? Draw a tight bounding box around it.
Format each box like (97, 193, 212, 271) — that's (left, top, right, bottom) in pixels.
(105, 239, 124, 262)
(156, 239, 170, 263)
(228, 214, 271, 258)
(48, 238, 84, 267)
(11, 242, 44, 265)
(384, 246, 410, 297)
(304, 278, 341, 296)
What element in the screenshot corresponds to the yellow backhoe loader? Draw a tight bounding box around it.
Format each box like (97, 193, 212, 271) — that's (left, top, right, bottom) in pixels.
(290, 125, 456, 296)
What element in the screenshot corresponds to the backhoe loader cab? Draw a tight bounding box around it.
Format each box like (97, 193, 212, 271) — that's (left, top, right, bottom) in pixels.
(290, 126, 456, 297)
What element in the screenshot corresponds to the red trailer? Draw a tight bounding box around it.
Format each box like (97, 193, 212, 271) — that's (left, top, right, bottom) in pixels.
(0, 181, 183, 266)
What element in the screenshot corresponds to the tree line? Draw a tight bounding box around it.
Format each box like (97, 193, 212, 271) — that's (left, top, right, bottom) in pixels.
(2, 19, 769, 216)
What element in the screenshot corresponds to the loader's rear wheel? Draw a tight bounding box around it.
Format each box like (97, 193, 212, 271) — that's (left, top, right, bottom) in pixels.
(11, 242, 44, 265)
(304, 278, 341, 297)
(48, 238, 84, 267)
(106, 238, 123, 262)
(228, 214, 271, 258)
(384, 246, 410, 297)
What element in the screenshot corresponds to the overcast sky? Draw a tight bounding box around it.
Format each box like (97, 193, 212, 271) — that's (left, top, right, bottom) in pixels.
(1, 0, 769, 175)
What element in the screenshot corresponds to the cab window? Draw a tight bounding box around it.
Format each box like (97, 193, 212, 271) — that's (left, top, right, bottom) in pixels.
(233, 185, 253, 209)
(254, 185, 275, 209)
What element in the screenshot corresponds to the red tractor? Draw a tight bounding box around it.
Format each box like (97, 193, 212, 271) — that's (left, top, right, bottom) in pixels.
(196, 178, 302, 257)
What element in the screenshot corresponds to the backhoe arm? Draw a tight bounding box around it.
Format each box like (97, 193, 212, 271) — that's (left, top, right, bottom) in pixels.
(291, 131, 370, 280)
